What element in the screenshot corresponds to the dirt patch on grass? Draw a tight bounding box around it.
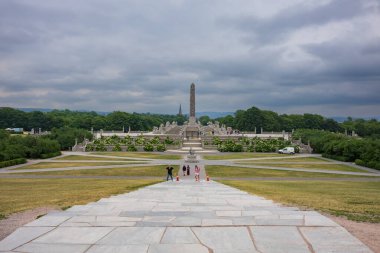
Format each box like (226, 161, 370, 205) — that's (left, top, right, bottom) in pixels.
(328, 214, 380, 252)
(0, 207, 60, 240)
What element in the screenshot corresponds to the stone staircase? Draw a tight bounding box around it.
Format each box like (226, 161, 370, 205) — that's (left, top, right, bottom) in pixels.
(181, 138, 203, 151)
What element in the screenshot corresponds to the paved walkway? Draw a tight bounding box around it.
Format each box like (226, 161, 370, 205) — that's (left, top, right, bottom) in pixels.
(0, 180, 372, 253)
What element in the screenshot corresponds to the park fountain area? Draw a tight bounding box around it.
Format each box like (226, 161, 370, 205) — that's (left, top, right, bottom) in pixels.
(184, 148, 199, 163)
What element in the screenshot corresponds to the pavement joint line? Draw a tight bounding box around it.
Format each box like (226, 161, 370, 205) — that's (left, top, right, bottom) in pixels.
(247, 226, 263, 253)
(297, 226, 315, 253)
(189, 227, 214, 253)
(89, 226, 117, 250)
(146, 244, 151, 253)
(12, 226, 57, 252)
(81, 244, 93, 253)
(159, 227, 168, 243)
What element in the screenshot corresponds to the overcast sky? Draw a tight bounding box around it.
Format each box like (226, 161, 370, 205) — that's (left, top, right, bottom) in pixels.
(0, 0, 379, 117)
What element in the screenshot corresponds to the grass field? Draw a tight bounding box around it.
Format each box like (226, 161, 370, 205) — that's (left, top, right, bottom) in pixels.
(0, 178, 160, 219)
(220, 180, 380, 223)
(54, 155, 136, 161)
(92, 152, 182, 160)
(236, 157, 328, 163)
(236, 163, 365, 173)
(18, 165, 174, 177)
(206, 165, 370, 178)
(13, 162, 141, 170)
(203, 153, 288, 160)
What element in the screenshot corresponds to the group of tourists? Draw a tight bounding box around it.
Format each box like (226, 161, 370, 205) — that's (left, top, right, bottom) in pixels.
(165, 165, 201, 181)
(182, 165, 190, 176)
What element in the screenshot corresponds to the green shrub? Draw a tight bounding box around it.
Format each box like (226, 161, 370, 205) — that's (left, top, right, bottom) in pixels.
(233, 143, 243, 152)
(121, 136, 133, 145)
(156, 144, 166, 152)
(164, 137, 174, 145)
(150, 136, 161, 145)
(143, 143, 154, 152)
(246, 145, 255, 152)
(112, 144, 121, 151)
(212, 137, 222, 145)
(85, 144, 95, 151)
(355, 159, 365, 166)
(127, 145, 137, 152)
(95, 143, 107, 151)
(135, 136, 146, 145)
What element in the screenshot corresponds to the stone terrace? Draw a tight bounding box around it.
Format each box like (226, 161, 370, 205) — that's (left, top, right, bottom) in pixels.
(0, 180, 373, 253)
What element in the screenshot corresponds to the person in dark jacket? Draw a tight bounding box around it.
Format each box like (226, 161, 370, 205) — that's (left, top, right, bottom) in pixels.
(186, 165, 190, 176)
(182, 165, 187, 176)
(166, 166, 174, 181)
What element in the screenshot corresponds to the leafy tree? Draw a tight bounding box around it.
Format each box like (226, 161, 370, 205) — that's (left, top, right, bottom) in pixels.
(48, 127, 92, 150)
(0, 107, 28, 129)
(199, 116, 211, 126)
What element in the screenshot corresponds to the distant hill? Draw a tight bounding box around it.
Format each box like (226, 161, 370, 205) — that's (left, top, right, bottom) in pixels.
(196, 112, 234, 119)
(18, 108, 54, 113)
(17, 108, 110, 116)
(331, 116, 380, 123)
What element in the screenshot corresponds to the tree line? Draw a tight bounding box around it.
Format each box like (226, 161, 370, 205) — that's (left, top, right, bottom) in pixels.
(294, 129, 380, 170)
(0, 107, 187, 132)
(1, 107, 379, 138)
(210, 106, 380, 138)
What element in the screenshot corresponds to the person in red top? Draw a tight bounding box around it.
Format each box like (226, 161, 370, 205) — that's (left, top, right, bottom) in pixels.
(194, 165, 200, 181)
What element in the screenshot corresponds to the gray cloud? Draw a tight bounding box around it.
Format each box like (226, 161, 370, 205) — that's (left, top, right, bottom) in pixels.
(0, 0, 379, 117)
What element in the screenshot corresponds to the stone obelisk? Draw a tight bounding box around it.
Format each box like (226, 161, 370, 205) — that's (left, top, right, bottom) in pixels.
(189, 83, 196, 124)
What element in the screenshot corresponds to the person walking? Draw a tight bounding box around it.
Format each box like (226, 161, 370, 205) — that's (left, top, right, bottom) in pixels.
(186, 165, 190, 176)
(182, 165, 187, 176)
(166, 166, 174, 181)
(194, 165, 200, 181)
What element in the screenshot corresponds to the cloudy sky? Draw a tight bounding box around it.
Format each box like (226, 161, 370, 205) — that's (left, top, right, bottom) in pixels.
(0, 0, 379, 117)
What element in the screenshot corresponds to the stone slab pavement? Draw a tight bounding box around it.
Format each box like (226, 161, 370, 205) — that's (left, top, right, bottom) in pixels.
(0, 180, 373, 253)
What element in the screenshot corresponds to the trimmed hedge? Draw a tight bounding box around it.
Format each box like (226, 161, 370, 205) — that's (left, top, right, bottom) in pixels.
(215, 138, 293, 153)
(40, 152, 62, 159)
(0, 158, 27, 168)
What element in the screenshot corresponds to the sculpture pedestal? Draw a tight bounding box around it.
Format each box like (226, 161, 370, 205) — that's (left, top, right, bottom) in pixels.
(185, 154, 199, 163)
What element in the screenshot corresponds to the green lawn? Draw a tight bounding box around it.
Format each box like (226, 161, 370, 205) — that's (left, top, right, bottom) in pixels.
(0, 178, 160, 219)
(220, 180, 380, 223)
(235, 157, 328, 163)
(203, 153, 288, 160)
(13, 162, 141, 170)
(206, 165, 370, 178)
(18, 165, 176, 177)
(92, 152, 182, 160)
(54, 155, 134, 161)
(236, 163, 365, 173)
